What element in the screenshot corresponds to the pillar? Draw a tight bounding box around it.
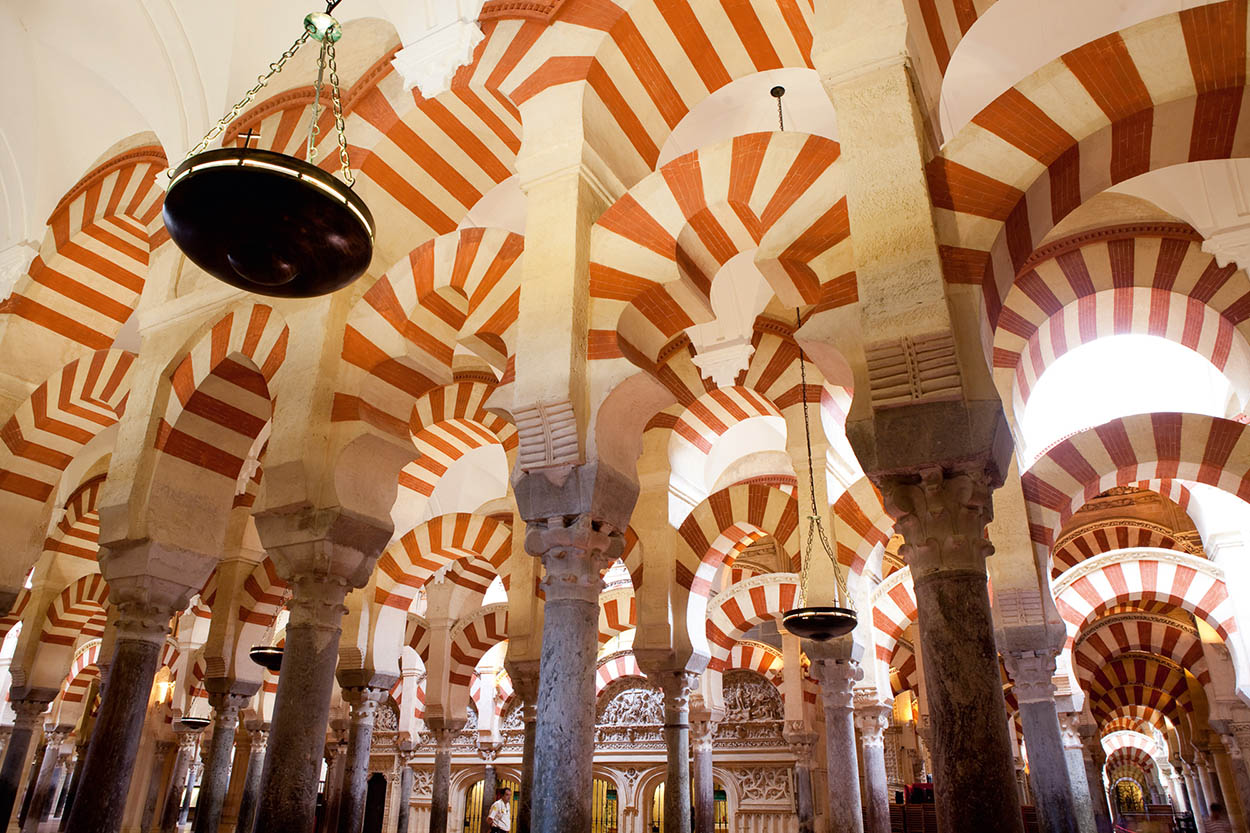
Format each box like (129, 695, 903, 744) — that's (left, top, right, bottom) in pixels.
(53, 752, 73, 819)
(65, 600, 177, 833)
(813, 651, 864, 833)
(320, 733, 348, 833)
(1198, 752, 1223, 810)
(0, 700, 48, 830)
(479, 757, 498, 827)
(234, 728, 266, 833)
(854, 702, 892, 833)
(338, 686, 388, 833)
(514, 680, 538, 833)
(881, 470, 1025, 833)
(1057, 714, 1097, 833)
(656, 671, 695, 833)
(22, 728, 68, 833)
(1003, 649, 1080, 833)
(1183, 762, 1208, 833)
(787, 732, 817, 833)
(159, 728, 200, 833)
(526, 516, 619, 833)
(427, 725, 457, 833)
(395, 753, 415, 833)
(192, 691, 249, 833)
(178, 757, 197, 827)
(690, 718, 715, 833)
(140, 741, 174, 833)
(1079, 726, 1112, 833)
(1210, 745, 1247, 831)
(253, 574, 352, 833)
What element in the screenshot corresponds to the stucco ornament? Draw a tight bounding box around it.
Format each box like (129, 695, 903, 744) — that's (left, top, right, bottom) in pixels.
(390, 0, 487, 98)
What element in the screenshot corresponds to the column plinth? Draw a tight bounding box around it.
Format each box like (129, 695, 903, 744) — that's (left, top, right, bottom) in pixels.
(882, 468, 1024, 833)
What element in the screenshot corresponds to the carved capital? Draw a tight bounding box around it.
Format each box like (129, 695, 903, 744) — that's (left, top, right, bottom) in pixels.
(113, 600, 176, 645)
(478, 741, 501, 763)
(853, 704, 892, 748)
(1002, 649, 1058, 705)
(784, 724, 817, 760)
(813, 658, 862, 711)
(342, 685, 389, 727)
(526, 515, 622, 602)
(285, 573, 350, 629)
(11, 700, 49, 729)
(880, 467, 994, 578)
(1057, 712, 1084, 750)
(690, 718, 718, 753)
(654, 670, 698, 724)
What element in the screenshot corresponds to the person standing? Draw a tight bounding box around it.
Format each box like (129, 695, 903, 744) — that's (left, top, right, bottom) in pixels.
(487, 787, 512, 833)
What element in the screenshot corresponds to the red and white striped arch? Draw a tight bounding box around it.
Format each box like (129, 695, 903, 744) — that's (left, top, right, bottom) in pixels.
(400, 379, 518, 498)
(237, 556, 287, 629)
(44, 475, 105, 562)
(992, 227, 1250, 412)
(890, 642, 919, 697)
(1085, 655, 1194, 726)
(156, 305, 289, 481)
(598, 586, 636, 645)
(676, 482, 799, 596)
(0, 349, 134, 506)
(58, 638, 101, 706)
(0, 590, 30, 643)
(337, 227, 523, 440)
(1054, 550, 1235, 646)
(1106, 763, 1153, 793)
(449, 604, 508, 688)
(40, 573, 109, 646)
(833, 477, 892, 576)
(1052, 520, 1190, 580)
(1021, 413, 1250, 563)
(871, 567, 919, 673)
(705, 573, 799, 672)
(1074, 614, 1210, 688)
(3, 146, 165, 351)
(1106, 745, 1160, 776)
(511, 0, 814, 179)
(376, 513, 512, 614)
(930, 2, 1250, 347)
(1103, 729, 1164, 763)
(407, 614, 430, 660)
(1102, 716, 1154, 737)
(590, 131, 850, 364)
(669, 386, 783, 462)
(727, 641, 784, 687)
(595, 653, 645, 695)
(1104, 704, 1172, 734)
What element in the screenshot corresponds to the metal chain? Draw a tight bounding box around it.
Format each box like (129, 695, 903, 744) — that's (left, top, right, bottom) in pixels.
(794, 307, 853, 609)
(777, 93, 785, 132)
(305, 41, 329, 164)
(326, 42, 356, 186)
(175, 30, 312, 171)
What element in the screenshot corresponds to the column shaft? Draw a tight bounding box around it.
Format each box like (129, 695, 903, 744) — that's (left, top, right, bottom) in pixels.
(320, 744, 347, 833)
(479, 764, 497, 828)
(140, 742, 172, 833)
(64, 624, 166, 833)
(158, 736, 198, 833)
(816, 659, 863, 833)
(1082, 741, 1111, 833)
(338, 691, 383, 833)
(657, 673, 693, 833)
(794, 761, 815, 833)
(234, 733, 266, 833)
(395, 762, 414, 833)
(691, 726, 714, 833)
(1211, 750, 1247, 831)
(253, 576, 350, 833)
(428, 735, 453, 833)
(518, 708, 536, 833)
(191, 697, 244, 833)
(0, 703, 46, 830)
(1016, 698, 1079, 833)
(22, 733, 65, 832)
(855, 706, 892, 833)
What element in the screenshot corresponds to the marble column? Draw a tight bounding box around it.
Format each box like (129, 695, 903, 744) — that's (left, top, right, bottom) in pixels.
(881, 470, 1025, 833)
(1210, 744, 1248, 831)
(22, 728, 68, 833)
(428, 725, 458, 833)
(1003, 649, 1079, 833)
(192, 691, 249, 833)
(1198, 752, 1223, 809)
(1056, 715, 1097, 833)
(395, 753, 415, 833)
(338, 686, 388, 833)
(235, 728, 267, 833)
(479, 756, 498, 827)
(813, 653, 863, 833)
(65, 600, 175, 833)
(1183, 762, 1209, 833)
(690, 718, 715, 833)
(1079, 727, 1112, 833)
(159, 728, 201, 833)
(53, 753, 73, 819)
(786, 731, 817, 833)
(253, 574, 352, 833)
(854, 702, 892, 833)
(178, 757, 198, 827)
(518, 698, 537, 833)
(656, 671, 695, 833)
(526, 516, 620, 833)
(140, 741, 174, 833)
(0, 700, 48, 830)
(320, 735, 348, 833)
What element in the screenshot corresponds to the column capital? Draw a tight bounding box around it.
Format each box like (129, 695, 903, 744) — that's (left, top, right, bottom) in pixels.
(1057, 712, 1085, 751)
(853, 703, 892, 748)
(249, 728, 268, 751)
(784, 725, 818, 760)
(653, 670, 698, 723)
(879, 467, 995, 578)
(113, 599, 177, 645)
(341, 684, 390, 719)
(477, 742, 501, 763)
(206, 689, 254, 719)
(174, 725, 203, 748)
(525, 514, 623, 602)
(690, 718, 717, 753)
(10, 699, 49, 728)
(814, 657, 862, 711)
(1002, 649, 1058, 705)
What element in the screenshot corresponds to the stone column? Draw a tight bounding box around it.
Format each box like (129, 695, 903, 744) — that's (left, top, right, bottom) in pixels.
(813, 652, 864, 833)
(1170, 767, 1189, 814)
(65, 600, 177, 833)
(140, 741, 174, 833)
(395, 752, 415, 833)
(22, 728, 68, 832)
(505, 663, 539, 833)
(690, 717, 716, 833)
(656, 671, 695, 833)
(786, 731, 817, 833)
(427, 725, 458, 833)
(338, 686, 389, 833)
(192, 691, 249, 833)
(1210, 744, 1247, 831)
(235, 728, 267, 833)
(1079, 726, 1112, 833)
(1183, 762, 1208, 833)
(0, 700, 48, 830)
(53, 752, 73, 819)
(1057, 715, 1097, 833)
(1198, 751, 1223, 809)
(254, 574, 352, 833)
(854, 701, 892, 833)
(178, 756, 198, 827)
(320, 732, 349, 833)
(881, 470, 1025, 833)
(1002, 648, 1080, 833)
(525, 515, 620, 833)
(159, 728, 200, 833)
(478, 744, 500, 828)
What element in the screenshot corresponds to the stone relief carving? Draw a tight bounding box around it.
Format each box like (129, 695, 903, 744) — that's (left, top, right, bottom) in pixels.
(412, 768, 433, 797)
(595, 678, 664, 747)
(375, 701, 399, 733)
(730, 766, 793, 803)
(501, 701, 523, 731)
(722, 671, 784, 722)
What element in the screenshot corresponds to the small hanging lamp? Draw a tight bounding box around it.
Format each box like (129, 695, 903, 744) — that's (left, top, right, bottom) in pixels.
(781, 308, 858, 642)
(178, 715, 211, 731)
(248, 589, 290, 673)
(162, 1, 374, 298)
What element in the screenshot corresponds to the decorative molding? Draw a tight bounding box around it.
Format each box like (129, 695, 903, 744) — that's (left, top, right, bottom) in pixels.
(864, 333, 962, 408)
(514, 400, 580, 470)
(691, 339, 756, 389)
(0, 243, 37, 302)
(479, 0, 567, 21)
(390, 1, 485, 98)
(1053, 547, 1223, 596)
(1017, 223, 1202, 277)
